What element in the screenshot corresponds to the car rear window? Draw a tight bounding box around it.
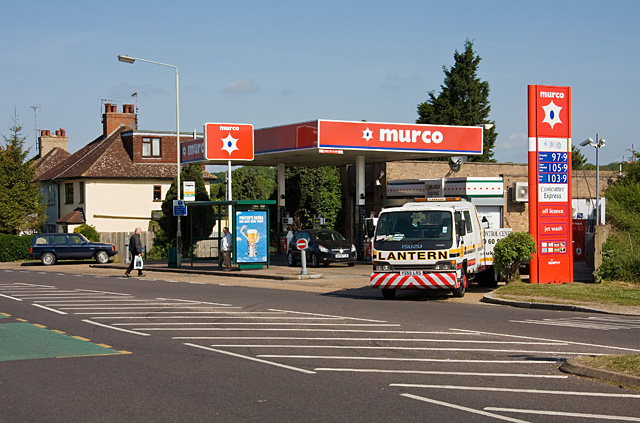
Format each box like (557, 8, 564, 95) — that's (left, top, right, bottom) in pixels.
(34, 235, 52, 245)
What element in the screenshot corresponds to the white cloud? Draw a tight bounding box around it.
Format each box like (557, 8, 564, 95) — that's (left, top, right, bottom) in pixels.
(223, 78, 259, 95)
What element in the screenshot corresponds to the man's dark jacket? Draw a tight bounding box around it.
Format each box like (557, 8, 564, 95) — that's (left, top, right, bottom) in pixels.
(129, 233, 142, 256)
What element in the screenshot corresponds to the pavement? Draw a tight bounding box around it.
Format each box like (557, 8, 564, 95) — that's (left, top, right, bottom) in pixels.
(5, 254, 640, 388)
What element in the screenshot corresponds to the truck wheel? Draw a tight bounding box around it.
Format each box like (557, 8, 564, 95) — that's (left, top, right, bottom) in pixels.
(41, 252, 56, 266)
(287, 252, 297, 267)
(477, 268, 498, 288)
(381, 289, 396, 300)
(452, 274, 467, 297)
(95, 251, 110, 264)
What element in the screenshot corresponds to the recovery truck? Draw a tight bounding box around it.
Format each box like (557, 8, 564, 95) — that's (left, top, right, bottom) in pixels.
(368, 198, 511, 299)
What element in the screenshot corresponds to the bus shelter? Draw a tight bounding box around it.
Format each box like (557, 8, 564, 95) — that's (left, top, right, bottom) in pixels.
(182, 199, 275, 270)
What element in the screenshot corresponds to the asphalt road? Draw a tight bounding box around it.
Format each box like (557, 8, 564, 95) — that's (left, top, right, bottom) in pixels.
(1, 265, 640, 422)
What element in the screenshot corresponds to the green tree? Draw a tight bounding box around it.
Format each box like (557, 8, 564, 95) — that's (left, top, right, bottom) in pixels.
(232, 166, 276, 200)
(571, 144, 588, 170)
(285, 166, 342, 230)
(417, 39, 496, 162)
(0, 112, 46, 234)
(158, 164, 215, 255)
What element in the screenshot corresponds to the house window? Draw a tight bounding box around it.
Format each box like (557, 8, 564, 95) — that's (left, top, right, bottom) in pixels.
(48, 185, 57, 205)
(142, 137, 161, 157)
(65, 183, 74, 204)
(79, 182, 85, 204)
(153, 185, 162, 201)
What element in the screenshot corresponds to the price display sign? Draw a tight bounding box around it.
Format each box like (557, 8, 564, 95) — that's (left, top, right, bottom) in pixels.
(528, 85, 573, 284)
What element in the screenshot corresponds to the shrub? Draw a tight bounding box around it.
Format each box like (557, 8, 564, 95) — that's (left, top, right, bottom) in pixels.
(146, 228, 170, 260)
(73, 224, 100, 242)
(493, 232, 536, 282)
(597, 232, 640, 283)
(0, 234, 33, 262)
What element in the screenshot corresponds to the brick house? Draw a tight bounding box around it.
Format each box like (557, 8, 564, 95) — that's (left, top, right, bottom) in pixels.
(34, 103, 214, 233)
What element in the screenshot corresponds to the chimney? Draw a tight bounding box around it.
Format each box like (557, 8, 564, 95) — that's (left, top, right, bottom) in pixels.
(39, 128, 68, 157)
(102, 102, 137, 137)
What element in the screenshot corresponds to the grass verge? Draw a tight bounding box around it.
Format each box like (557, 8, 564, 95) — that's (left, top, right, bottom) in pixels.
(494, 280, 640, 307)
(574, 354, 640, 378)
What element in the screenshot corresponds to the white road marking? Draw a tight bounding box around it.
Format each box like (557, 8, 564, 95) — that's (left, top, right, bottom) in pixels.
(77, 289, 131, 296)
(315, 368, 567, 378)
(268, 308, 387, 323)
(400, 394, 531, 423)
(183, 343, 316, 375)
(257, 355, 557, 364)
(179, 336, 565, 345)
(32, 304, 67, 315)
(82, 319, 150, 336)
(0, 293, 22, 301)
(390, 384, 640, 399)
(59, 305, 233, 310)
(485, 407, 640, 421)
(453, 328, 640, 353)
(196, 344, 596, 355)
(157, 298, 233, 306)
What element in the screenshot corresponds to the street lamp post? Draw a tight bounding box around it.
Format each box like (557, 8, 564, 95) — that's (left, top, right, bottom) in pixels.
(580, 134, 606, 225)
(118, 55, 182, 266)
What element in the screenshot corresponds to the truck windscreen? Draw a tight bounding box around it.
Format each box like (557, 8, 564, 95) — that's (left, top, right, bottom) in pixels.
(374, 210, 453, 249)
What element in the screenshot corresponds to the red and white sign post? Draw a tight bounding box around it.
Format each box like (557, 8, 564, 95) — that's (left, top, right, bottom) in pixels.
(528, 85, 573, 283)
(296, 238, 308, 276)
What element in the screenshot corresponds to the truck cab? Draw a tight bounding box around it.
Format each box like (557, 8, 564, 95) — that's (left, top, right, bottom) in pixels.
(370, 198, 485, 299)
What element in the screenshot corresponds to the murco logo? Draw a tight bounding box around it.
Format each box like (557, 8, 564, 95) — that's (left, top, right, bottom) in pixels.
(362, 127, 444, 144)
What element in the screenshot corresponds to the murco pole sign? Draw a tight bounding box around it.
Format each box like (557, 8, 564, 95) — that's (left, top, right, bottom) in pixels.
(203, 123, 255, 235)
(528, 85, 573, 284)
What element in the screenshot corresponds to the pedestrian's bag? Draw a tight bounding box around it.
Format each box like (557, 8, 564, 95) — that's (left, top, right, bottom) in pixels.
(134, 256, 143, 270)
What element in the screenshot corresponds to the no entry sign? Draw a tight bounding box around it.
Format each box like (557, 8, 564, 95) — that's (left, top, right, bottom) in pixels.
(296, 239, 308, 250)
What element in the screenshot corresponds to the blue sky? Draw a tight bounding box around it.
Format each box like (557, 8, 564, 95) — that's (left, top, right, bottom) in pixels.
(2, 0, 638, 166)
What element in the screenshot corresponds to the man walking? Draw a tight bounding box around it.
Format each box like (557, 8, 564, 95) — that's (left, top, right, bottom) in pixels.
(221, 227, 232, 271)
(125, 227, 145, 277)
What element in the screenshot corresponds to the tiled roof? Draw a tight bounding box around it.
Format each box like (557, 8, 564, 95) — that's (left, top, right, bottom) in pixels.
(57, 209, 84, 224)
(34, 147, 71, 180)
(35, 126, 214, 182)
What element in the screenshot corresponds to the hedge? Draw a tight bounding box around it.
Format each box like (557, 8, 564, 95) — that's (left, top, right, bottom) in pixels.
(0, 234, 34, 262)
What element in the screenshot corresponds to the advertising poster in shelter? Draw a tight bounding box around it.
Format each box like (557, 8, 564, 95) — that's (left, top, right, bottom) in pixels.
(235, 211, 268, 263)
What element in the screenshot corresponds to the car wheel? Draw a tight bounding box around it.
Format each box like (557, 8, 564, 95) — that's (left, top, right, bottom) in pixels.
(381, 289, 396, 300)
(287, 251, 297, 267)
(310, 253, 319, 268)
(347, 262, 355, 267)
(452, 273, 467, 298)
(41, 252, 56, 266)
(95, 251, 110, 264)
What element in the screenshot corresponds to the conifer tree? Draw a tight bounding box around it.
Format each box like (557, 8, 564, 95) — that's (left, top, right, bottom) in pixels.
(0, 111, 46, 234)
(417, 39, 496, 162)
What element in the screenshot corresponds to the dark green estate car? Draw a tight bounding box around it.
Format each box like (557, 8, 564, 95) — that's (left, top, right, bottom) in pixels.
(30, 233, 117, 265)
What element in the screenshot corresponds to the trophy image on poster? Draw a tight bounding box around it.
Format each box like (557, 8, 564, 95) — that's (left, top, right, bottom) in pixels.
(240, 225, 260, 258)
